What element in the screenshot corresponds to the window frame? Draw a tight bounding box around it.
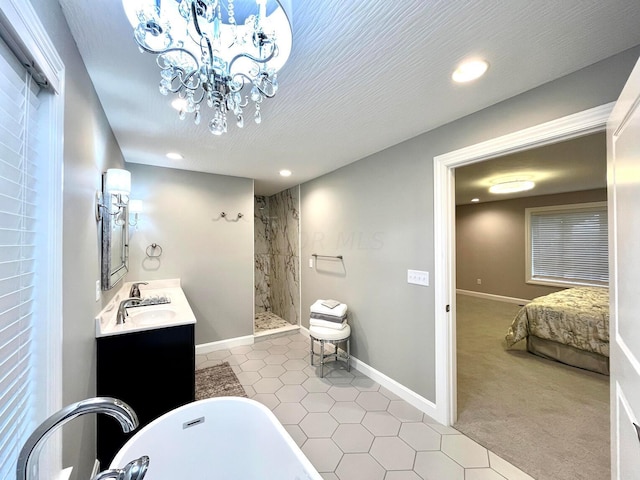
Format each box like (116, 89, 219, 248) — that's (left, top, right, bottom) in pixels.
(525, 201, 608, 288)
(0, 0, 64, 476)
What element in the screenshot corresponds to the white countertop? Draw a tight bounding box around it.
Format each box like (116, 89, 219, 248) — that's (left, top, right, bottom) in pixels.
(95, 278, 197, 338)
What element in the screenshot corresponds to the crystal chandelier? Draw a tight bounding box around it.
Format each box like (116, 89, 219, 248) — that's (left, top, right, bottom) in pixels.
(122, 0, 292, 135)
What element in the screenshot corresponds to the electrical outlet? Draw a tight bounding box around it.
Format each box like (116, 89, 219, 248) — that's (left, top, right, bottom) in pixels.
(309, 258, 314, 268)
(95, 280, 101, 301)
(407, 269, 429, 286)
(476, 278, 482, 285)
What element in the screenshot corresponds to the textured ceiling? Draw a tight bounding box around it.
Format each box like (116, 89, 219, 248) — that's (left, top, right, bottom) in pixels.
(58, 1, 640, 195)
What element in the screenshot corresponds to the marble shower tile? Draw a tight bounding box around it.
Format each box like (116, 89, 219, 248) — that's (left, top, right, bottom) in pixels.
(254, 187, 300, 328)
(255, 253, 271, 314)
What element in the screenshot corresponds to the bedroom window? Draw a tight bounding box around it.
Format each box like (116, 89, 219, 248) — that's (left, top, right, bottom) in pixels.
(526, 202, 608, 288)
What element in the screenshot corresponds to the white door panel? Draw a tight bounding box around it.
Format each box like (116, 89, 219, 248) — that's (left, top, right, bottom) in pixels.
(608, 55, 640, 480)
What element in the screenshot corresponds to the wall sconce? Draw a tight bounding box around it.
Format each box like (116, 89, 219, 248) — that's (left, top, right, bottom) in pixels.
(129, 199, 143, 227)
(96, 168, 131, 221)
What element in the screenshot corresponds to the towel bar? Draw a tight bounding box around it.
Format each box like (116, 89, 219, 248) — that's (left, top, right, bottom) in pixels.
(312, 254, 343, 260)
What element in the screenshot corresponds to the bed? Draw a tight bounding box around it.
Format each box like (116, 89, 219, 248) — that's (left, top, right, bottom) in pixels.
(505, 286, 609, 375)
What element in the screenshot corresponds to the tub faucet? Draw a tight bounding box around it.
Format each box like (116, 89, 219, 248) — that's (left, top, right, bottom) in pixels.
(17, 397, 139, 480)
(129, 282, 148, 298)
(91, 455, 150, 480)
(117, 297, 141, 324)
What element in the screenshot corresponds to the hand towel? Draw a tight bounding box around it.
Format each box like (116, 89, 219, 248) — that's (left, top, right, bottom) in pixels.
(321, 299, 341, 309)
(310, 299, 348, 317)
(311, 312, 348, 323)
(310, 318, 347, 330)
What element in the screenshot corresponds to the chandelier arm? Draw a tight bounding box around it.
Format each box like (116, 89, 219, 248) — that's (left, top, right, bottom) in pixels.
(177, 70, 201, 90)
(191, 1, 203, 36)
(204, 37, 214, 69)
(229, 73, 251, 91)
(193, 89, 206, 104)
(254, 81, 276, 99)
(228, 44, 276, 71)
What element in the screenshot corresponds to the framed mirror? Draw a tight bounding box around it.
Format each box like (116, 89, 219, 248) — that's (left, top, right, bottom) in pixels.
(101, 193, 129, 290)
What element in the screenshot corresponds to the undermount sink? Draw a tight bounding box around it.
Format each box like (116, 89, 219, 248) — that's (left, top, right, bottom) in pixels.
(95, 279, 197, 338)
(128, 308, 177, 326)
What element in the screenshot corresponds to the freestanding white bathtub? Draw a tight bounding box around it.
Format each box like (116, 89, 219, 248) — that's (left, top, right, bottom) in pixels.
(111, 397, 322, 479)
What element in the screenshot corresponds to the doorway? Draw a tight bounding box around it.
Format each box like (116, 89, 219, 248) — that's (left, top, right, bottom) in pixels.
(452, 133, 610, 478)
(432, 102, 615, 426)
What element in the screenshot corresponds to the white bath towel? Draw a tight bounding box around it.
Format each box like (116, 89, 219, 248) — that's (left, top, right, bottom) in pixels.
(311, 311, 348, 323)
(310, 318, 347, 330)
(310, 299, 348, 317)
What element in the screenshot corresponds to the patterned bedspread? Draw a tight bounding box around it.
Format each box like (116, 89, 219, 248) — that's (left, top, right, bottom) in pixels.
(505, 287, 609, 356)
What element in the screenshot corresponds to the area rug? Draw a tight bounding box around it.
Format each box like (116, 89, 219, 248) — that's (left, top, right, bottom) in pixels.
(195, 362, 247, 400)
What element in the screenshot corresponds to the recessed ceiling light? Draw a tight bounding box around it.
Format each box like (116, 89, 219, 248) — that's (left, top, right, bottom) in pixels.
(166, 152, 183, 160)
(471, 198, 480, 203)
(279, 169, 292, 177)
(171, 98, 187, 111)
(489, 180, 535, 194)
(452, 59, 489, 83)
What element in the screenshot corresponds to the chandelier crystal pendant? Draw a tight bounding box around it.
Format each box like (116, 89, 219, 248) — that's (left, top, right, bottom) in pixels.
(122, 0, 292, 135)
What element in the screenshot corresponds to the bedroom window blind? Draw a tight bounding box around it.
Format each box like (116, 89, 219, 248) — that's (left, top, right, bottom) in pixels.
(526, 202, 608, 287)
(0, 37, 43, 479)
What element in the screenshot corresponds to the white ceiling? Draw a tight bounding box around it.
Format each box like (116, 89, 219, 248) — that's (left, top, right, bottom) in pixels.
(58, 0, 640, 195)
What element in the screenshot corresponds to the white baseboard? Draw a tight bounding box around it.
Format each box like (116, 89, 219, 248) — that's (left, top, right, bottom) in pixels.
(457, 289, 530, 305)
(300, 326, 442, 423)
(196, 335, 254, 355)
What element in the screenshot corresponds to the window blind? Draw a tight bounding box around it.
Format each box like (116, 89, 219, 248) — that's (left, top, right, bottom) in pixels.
(528, 204, 608, 286)
(0, 36, 41, 479)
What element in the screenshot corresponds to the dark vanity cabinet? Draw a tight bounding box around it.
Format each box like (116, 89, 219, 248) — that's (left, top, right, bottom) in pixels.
(96, 323, 195, 466)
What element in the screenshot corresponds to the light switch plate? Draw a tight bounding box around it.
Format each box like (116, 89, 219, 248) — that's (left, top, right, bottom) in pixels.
(407, 269, 429, 286)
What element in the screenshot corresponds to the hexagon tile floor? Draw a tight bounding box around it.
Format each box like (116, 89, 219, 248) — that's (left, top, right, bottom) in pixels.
(196, 331, 534, 480)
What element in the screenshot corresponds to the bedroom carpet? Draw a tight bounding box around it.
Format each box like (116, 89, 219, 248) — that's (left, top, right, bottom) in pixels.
(195, 362, 248, 400)
(455, 294, 609, 480)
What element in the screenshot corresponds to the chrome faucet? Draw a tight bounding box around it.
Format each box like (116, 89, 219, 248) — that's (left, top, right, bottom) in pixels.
(91, 455, 150, 480)
(117, 297, 141, 324)
(129, 282, 148, 298)
(17, 397, 139, 480)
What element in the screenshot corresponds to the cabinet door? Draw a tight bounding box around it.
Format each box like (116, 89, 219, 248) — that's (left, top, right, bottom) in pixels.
(97, 325, 194, 466)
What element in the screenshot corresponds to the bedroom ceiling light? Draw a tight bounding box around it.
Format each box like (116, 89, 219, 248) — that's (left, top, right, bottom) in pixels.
(279, 169, 291, 177)
(452, 59, 489, 83)
(122, 0, 293, 136)
(489, 179, 535, 194)
(166, 152, 183, 160)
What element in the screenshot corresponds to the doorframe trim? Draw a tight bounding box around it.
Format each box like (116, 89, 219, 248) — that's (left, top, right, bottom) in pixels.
(432, 102, 614, 426)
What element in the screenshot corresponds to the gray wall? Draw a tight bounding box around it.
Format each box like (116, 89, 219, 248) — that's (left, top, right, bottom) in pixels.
(301, 46, 640, 403)
(127, 164, 255, 344)
(28, 0, 125, 477)
(456, 189, 607, 300)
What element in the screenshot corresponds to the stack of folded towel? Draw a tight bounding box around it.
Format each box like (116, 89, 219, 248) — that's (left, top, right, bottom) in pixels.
(310, 299, 348, 330)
